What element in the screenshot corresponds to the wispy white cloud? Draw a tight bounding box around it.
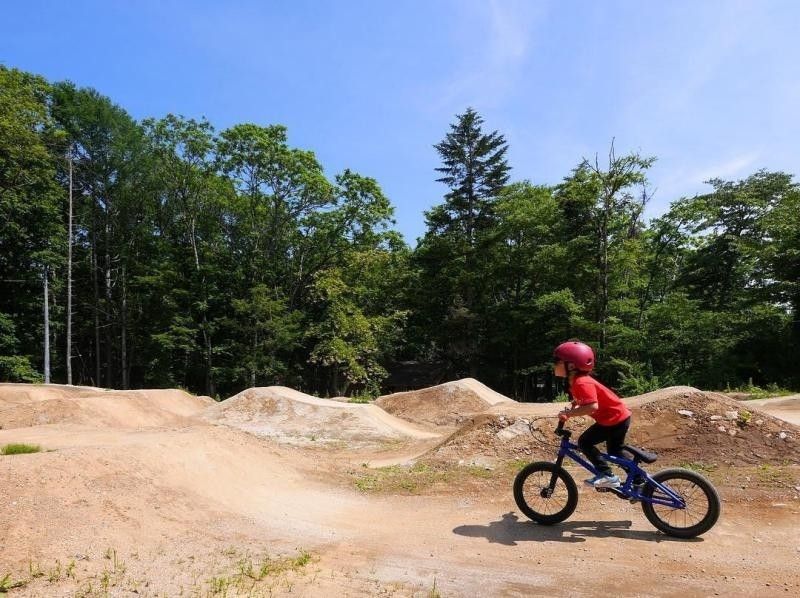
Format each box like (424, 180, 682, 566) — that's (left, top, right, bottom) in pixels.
(430, 0, 546, 112)
(646, 151, 761, 217)
(687, 152, 761, 185)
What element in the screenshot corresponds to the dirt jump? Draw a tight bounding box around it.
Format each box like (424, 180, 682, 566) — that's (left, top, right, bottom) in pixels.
(1, 382, 798, 596)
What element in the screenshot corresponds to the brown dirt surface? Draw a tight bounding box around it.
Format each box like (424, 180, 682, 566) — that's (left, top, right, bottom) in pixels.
(375, 378, 513, 428)
(2, 382, 799, 597)
(746, 394, 800, 425)
(0, 383, 213, 429)
(202, 386, 442, 447)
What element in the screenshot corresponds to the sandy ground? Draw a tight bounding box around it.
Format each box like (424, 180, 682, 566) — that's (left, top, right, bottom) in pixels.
(1, 383, 799, 597)
(746, 394, 800, 426)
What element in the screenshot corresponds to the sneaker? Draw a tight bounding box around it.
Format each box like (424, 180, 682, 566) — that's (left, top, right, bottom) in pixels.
(584, 474, 605, 486)
(592, 475, 621, 488)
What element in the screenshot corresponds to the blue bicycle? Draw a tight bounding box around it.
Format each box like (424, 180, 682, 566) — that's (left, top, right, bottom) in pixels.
(513, 421, 721, 538)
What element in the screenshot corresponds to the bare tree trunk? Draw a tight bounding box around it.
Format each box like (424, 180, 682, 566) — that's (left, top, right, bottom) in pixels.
(43, 266, 50, 384)
(66, 152, 73, 385)
(121, 263, 128, 389)
(250, 329, 258, 387)
(92, 205, 101, 387)
(600, 205, 609, 351)
(189, 217, 214, 396)
(105, 216, 113, 388)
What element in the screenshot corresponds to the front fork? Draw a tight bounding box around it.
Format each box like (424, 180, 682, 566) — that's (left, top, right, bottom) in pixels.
(543, 453, 568, 497)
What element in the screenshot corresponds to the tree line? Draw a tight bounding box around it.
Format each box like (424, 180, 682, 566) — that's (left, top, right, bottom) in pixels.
(2, 66, 798, 399)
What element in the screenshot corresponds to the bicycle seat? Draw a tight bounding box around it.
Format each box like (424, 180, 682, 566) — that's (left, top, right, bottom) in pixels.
(621, 445, 657, 463)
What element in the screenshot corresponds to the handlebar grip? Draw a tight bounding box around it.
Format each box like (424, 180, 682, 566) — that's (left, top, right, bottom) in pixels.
(556, 420, 565, 433)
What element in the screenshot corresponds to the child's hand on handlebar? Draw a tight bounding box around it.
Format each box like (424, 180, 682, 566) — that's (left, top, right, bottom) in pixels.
(558, 410, 570, 422)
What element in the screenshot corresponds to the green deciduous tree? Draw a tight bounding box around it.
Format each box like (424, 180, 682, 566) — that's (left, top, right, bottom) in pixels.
(0, 66, 62, 381)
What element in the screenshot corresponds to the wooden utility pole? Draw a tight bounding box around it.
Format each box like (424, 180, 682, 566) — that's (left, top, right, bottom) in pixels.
(67, 149, 73, 385)
(43, 266, 50, 384)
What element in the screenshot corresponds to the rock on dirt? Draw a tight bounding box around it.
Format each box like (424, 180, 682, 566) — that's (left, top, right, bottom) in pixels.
(423, 386, 800, 468)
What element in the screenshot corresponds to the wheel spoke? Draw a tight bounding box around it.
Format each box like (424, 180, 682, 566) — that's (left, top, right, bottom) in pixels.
(650, 476, 711, 530)
(514, 463, 579, 525)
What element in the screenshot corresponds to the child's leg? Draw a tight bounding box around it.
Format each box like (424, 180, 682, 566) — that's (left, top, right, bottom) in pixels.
(605, 417, 644, 484)
(578, 423, 613, 476)
(604, 417, 631, 458)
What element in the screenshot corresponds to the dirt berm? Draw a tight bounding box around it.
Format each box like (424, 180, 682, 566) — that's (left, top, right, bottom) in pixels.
(202, 386, 440, 446)
(0, 383, 213, 429)
(375, 378, 514, 428)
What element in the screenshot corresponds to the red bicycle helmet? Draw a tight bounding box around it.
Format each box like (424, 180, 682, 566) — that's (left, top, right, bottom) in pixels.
(553, 341, 595, 372)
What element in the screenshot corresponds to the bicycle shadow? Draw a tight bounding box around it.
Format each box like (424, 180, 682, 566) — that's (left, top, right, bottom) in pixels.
(453, 512, 703, 546)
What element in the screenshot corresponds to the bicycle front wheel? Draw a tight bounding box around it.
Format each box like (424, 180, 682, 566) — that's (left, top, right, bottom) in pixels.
(641, 468, 721, 538)
(513, 461, 578, 525)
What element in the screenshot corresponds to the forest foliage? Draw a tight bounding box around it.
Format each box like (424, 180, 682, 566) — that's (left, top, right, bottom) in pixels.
(2, 66, 798, 399)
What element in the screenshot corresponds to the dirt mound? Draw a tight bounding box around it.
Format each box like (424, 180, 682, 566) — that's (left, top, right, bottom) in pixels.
(375, 378, 513, 427)
(202, 386, 441, 446)
(632, 388, 800, 465)
(0, 383, 213, 429)
(424, 413, 556, 467)
(423, 387, 800, 468)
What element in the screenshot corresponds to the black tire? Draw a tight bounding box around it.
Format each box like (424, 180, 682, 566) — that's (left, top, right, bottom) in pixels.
(641, 468, 721, 538)
(513, 461, 578, 525)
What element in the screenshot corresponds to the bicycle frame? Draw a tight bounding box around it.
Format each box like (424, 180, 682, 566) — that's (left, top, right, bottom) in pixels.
(552, 430, 686, 509)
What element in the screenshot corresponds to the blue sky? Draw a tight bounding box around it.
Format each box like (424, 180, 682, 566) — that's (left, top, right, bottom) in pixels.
(3, 0, 799, 245)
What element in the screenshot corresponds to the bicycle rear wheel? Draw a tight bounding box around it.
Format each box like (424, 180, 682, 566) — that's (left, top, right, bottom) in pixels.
(513, 461, 578, 525)
(641, 468, 721, 538)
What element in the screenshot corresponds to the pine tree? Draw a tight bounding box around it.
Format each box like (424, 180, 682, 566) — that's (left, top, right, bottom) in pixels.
(430, 107, 510, 244)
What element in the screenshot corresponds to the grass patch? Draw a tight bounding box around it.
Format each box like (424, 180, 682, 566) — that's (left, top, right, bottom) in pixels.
(679, 461, 718, 474)
(0, 573, 27, 592)
(348, 393, 375, 404)
(203, 549, 315, 595)
(353, 461, 497, 494)
(755, 464, 797, 487)
(1, 443, 41, 455)
(724, 383, 797, 400)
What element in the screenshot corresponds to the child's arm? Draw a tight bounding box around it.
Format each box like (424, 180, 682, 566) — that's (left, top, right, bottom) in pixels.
(560, 379, 598, 420)
(560, 402, 597, 420)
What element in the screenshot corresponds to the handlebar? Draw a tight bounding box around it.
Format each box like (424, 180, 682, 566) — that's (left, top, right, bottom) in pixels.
(555, 418, 571, 438)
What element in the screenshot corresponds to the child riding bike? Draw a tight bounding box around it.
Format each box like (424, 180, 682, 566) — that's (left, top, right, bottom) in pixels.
(553, 340, 632, 489)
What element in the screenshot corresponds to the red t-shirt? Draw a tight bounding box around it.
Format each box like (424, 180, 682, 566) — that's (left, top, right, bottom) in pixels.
(570, 374, 631, 426)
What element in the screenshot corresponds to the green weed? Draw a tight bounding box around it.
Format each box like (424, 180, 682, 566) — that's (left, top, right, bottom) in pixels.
(47, 560, 61, 583)
(737, 409, 752, 428)
(0, 573, 27, 592)
(348, 392, 375, 404)
(1, 443, 41, 455)
(208, 575, 232, 595)
(28, 562, 43, 579)
(724, 382, 796, 400)
(680, 461, 717, 474)
(756, 464, 795, 486)
(353, 461, 496, 494)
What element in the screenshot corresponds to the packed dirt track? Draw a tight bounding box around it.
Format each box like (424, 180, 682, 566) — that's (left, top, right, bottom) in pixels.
(1, 382, 799, 596)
